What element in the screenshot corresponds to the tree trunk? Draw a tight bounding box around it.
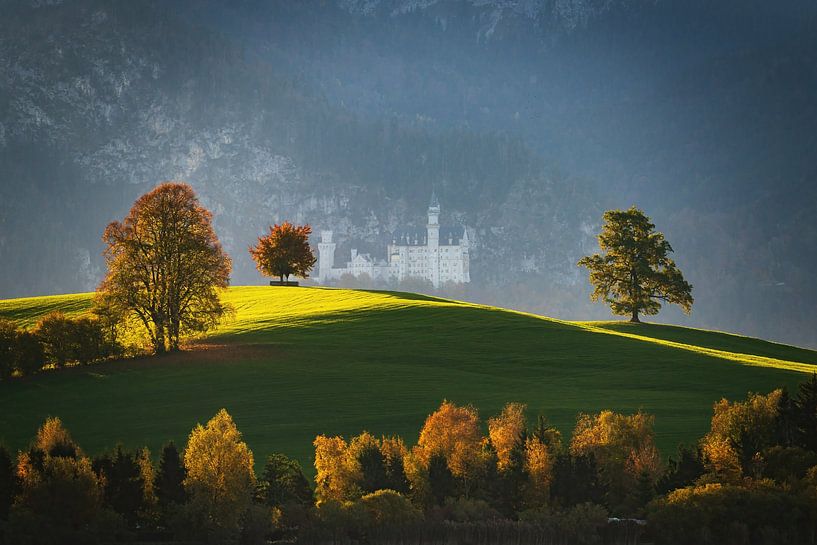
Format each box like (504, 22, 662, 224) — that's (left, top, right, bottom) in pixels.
(630, 309, 641, 323)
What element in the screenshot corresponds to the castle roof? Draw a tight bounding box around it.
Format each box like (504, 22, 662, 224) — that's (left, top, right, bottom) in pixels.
(392, 226, 465, 246)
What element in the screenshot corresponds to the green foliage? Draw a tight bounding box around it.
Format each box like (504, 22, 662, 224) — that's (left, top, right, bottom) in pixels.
(657, 444, 705, 495)
(579, 207, 693, 322)
(550, 454, 606, 508)
(0, 444, 16, 521)
(260, 453, 312, 508)
(92, 444, 147, 526)
(647, 482, 817, 545)
(427, 453, 458, 505)
(34, 312, 73, 368)
(0, 319, 15, 380)
(155, 441, 186, 510)
(354, 489, 422, 527)
(14, 331, 44, 377)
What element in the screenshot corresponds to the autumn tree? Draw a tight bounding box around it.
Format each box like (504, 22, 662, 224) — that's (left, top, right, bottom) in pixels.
(414, 401, 487, 498)
(313, 435, 362, 502)
(249, 222, 316, 284)
(570, 410, 662, 514)
(182, 409, 256, 539)
(700, 389, 782, 481)
(578, 207, 693, 322)
(5, 418, 120, 543)
(98, 183, 232, 354)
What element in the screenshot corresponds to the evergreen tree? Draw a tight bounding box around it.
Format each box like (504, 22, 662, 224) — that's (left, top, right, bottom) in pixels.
(775, 387, 799, 448)
(578, 207, 693, 322)
(155, 441, 187, 508)
(93, 444, 146, 526)
(796, 373, 817, 452)
(656, 444, 705, 494)
(428, 453, 457, 505)
(0, 443, 17, 520)
(531, 415, 563, 452)
(260, 453, 312, 507)
(550, 453, 605, 508)
(356, 441, 389, 495)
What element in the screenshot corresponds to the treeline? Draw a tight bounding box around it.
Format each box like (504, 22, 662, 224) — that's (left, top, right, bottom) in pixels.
(0, 311, 122, 380)
(3, 377, 817, 544)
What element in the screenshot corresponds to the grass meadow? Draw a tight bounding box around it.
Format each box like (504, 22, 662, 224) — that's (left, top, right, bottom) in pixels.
(1, 286, 815, 474)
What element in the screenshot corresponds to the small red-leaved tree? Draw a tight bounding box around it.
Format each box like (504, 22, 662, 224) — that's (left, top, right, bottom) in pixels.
(249, 222, 317, 284)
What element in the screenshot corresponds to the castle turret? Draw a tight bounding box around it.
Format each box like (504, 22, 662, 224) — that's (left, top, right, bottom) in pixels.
(318, 230, 336, 283)
(427, 191, 440, 287)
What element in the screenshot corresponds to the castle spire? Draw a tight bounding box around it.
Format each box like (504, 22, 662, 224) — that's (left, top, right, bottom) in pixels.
(429, 189, 440, 211)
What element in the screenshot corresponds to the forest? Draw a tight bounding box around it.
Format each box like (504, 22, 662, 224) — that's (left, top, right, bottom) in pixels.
(3, 377, 817, 545)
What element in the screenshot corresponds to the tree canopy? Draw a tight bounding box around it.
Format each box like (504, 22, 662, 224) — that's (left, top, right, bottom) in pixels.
(578, 207, 693, 322)
(98, 182, 232, 353)
(249, 222, 316, 283)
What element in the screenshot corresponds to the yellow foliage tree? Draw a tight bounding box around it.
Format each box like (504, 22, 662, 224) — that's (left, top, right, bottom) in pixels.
(488, 403, 527, 472)
(313, 435, 362, 502)
(183, 409, 256, 535)
(570, 410, 662, 508)
(414, 401, 488, 497)
(416, 401, 484, 475)
(524, 437, 553, 507)
(700, 389, 782, 481)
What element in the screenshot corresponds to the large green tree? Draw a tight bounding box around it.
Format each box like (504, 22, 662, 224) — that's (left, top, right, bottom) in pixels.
(578, 207, 693, 322)
(98, 183, 232, 353)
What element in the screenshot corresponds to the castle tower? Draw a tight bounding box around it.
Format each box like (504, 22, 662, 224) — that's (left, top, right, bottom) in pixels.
(318, 230, 336, 283)
(461, 226, 470, 283)
(427, 191, 440, 287)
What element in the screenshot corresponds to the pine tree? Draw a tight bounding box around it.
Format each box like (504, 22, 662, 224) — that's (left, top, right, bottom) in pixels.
(0, 443, 17, 520)
(155, 441, 187, 509)
(796, 373, 817, 452)
(260, 453, 312, 507)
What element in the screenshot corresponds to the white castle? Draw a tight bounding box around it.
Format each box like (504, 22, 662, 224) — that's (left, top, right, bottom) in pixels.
(316, 193, 470, 288)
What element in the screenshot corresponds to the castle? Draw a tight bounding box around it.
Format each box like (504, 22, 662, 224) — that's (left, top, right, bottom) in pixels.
(316, 193, 470, 288)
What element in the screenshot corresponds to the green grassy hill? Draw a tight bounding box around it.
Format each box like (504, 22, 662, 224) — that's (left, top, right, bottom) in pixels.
(1, 286, 815, 473)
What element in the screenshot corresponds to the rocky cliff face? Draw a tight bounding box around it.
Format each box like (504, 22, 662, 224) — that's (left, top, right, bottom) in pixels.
(0, 0, 597, 319)
(2, 0, 816, 347)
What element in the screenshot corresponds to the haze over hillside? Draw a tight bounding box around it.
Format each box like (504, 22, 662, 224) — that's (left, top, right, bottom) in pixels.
(1, 0, 816, 347)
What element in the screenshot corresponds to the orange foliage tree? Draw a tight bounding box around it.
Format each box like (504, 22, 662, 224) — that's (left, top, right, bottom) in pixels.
(488, 402, 527, 472)
(700, 389, 782, 481)
(98, 183, 232, 354)
(249, 222, 316, 284)
(413, 401, 486, 497)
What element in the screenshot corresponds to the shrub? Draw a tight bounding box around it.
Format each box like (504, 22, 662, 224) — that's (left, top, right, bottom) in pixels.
(647, 482, 817, 545)
(14, 331, 45, 377)
(0, 319, 16, 380)
(354, 489, 422, 527)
